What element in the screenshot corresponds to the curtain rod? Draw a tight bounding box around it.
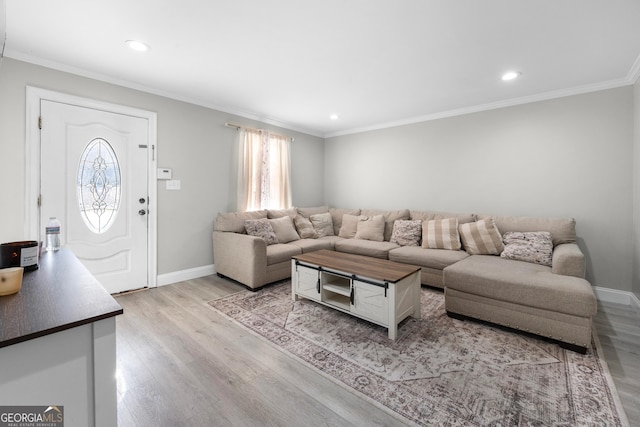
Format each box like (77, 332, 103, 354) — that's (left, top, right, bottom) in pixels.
(225, 122, 294, 142)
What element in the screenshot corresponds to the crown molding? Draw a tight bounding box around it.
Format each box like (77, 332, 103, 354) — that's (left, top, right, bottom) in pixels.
(324, 77, 633, 138)
(4, 51, 325, 138)
(7, 49, 638, 141)
(627, 53, 640, 84)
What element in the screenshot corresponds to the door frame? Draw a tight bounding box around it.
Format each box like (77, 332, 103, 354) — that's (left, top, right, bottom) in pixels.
(25, 86, 158, 288)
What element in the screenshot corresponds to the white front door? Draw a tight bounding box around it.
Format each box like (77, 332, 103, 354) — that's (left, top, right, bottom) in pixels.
(40, 100, 149, 293)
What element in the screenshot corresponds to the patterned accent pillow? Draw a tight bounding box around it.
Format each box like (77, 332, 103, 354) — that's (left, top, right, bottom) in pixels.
(459, 219, 504, 255)
(355, 215, 385, 242)
(501, 231, 553, 266)
(422, 218, 461, 250)
(390, 220, 422, 246)
(309, 212, 335, 238)
(293, 215, 317, 239)
(244, 218, 279, 245)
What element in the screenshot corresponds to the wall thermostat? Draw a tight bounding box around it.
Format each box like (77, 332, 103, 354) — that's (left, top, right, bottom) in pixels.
(157, 168, 172, 180)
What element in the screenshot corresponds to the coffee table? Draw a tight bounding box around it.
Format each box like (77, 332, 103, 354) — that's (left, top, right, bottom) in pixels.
(291, 250, 421, 339)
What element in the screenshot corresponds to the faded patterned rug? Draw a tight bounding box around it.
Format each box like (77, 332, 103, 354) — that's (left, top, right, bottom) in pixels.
(208, 282, 629, 426)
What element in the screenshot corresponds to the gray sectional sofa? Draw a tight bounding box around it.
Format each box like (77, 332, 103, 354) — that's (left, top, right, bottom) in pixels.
(212, 206, 597, 352)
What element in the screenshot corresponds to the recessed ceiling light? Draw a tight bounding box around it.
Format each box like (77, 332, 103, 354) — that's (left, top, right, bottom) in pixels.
(502, 71, 521, 81)
(126, 40, 150, 52)
(329, 114, 339, 120)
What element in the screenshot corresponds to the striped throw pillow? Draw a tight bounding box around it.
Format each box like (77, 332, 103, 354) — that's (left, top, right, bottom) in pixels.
(422, 218, 461, 250)
(459, 219, 504, 255)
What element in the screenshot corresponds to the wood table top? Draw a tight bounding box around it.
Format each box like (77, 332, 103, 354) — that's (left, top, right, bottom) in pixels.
(292, 249, 420, 283)
(0, 248, 123, 348)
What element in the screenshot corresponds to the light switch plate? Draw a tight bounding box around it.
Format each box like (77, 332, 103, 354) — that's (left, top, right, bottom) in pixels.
(166, 179, 181, 190)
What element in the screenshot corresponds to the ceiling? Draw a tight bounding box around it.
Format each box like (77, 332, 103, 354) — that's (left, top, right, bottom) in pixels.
(4, 1, 640, 137)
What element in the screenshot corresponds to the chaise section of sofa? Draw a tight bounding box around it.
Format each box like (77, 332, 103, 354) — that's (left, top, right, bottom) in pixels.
(443, 215, 597, 352)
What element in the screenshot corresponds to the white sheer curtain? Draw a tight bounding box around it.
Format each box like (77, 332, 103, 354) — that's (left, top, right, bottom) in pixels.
(237, 128, 292, 212)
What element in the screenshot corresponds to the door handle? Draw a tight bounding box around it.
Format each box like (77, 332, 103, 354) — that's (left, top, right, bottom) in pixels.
(138, 209, 147, 216)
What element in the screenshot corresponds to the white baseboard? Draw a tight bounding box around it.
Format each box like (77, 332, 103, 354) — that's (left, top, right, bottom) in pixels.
(593, 286, 640, 312)
(632, 292, 640, 312)
(156, 264, 216, 287)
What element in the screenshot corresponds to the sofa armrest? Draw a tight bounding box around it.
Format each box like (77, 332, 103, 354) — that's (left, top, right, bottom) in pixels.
(212, 231, 267, 288)
(552, 243, 586, 278)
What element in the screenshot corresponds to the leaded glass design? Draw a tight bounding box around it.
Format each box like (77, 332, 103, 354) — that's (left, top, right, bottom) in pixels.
(77, 138, 121, 233)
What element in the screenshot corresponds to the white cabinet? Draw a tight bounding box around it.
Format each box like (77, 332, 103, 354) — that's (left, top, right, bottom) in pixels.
(292, 259, 321, 301)
(351, 279, 388, 325)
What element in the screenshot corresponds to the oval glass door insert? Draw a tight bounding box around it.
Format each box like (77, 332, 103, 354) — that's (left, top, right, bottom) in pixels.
(77, 138, 122, 233)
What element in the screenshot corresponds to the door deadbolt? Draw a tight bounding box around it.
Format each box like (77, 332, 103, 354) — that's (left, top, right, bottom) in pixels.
(139, 198, 146, 204)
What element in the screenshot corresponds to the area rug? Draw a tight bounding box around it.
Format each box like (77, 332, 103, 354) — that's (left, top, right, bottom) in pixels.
(208, 282, 629, 426)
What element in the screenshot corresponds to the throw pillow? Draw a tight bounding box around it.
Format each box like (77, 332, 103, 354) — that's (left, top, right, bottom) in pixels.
(293, 215, 317, 239)
(422, 218, 461, 250)
(501, 231, 553, 267)
(390, 219, 422, 246)
(309, 212, 335, 238)
(244, 218, 279, 245)
(339, 214, 365, 238)
(458, 219, 504, 255)
(355, 215, 385, 242)
(330, 208, 361, 235)
(297, 206, 329, 218)
(214, 209, 268, 233)
(268, 216, 300, 243)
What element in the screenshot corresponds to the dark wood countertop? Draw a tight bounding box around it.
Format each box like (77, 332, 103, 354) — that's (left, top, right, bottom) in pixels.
(0, 248, 123, 348)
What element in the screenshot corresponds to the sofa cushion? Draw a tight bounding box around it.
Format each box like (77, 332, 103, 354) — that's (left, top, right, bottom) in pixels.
(267, 208, 297, 219)
(355, 215, 385, 242)
(339, 214, 365, 238)
(244, 218, 278, 245)
(334, 239, 399, 259)
(310, 212, 335, 238)
(422, 218, 461, 250)
(411, 210, 475, 225)
(269, 216, 300, 243)
(459, 219, 504, 255)
(288, 238, 335, 253)
(501, 231, 553, 267)
(390, 219, 422, 247)
(361, 209, 410, 241)
(297, 206, 329, 218)
(478, 215, 577, 246)
(330, 208, 361, 236)
(215, 210, 268, 233)
(266, 243, 302, 265)
(444, 255, 596, 317)
(293, 215, 316, 239)
(389, 246, 469, 270)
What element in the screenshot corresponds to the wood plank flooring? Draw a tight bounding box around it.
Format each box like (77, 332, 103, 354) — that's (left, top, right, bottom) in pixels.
(114, 276, 640, 426)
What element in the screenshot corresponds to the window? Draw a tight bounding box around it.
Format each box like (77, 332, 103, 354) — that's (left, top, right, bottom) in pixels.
(77, 138, 121, 233)
(237, 128, 292, 211)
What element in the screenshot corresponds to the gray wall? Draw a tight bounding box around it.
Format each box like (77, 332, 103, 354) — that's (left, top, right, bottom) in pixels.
(0, 58, 324, 275)
(325, 87, 634, 292)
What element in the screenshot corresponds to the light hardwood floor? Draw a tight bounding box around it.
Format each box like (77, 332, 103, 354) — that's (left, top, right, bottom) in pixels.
(114, 276, 640, 426)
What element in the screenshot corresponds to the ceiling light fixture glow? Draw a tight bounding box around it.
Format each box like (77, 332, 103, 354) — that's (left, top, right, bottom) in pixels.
(126, 40, 150, 52)
(329, 114, 339, 120)
(501, 71, 521, 81)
